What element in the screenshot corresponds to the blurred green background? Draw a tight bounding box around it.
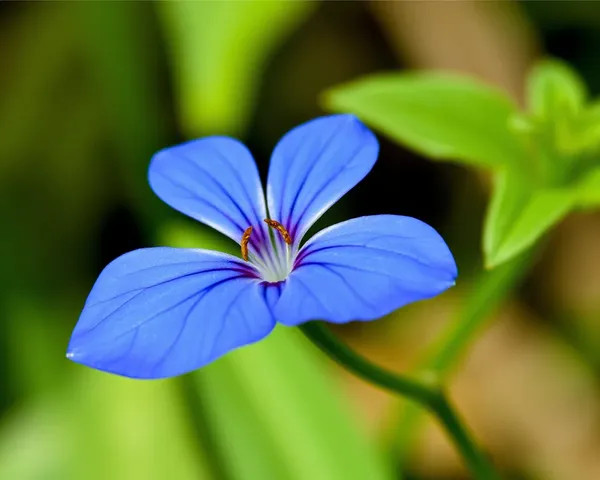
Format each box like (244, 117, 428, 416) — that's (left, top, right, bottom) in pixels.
(2, 1, 600, 479)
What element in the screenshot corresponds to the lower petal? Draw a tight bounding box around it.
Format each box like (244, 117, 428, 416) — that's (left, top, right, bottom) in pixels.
(275, 215, 457, 326)
(67, 248, 275, 379)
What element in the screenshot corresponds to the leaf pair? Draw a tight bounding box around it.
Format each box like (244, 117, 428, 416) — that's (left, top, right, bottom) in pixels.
(325, 59, 600, 268)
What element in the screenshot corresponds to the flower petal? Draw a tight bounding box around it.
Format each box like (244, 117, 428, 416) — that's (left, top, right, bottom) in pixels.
(275, 215, 457, 326)
(67, 248, 276, 379)
(149, 137, 270, 250)
(266, 115, 379, 248)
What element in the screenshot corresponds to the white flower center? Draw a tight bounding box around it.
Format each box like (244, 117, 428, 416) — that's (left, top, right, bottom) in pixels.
(242, 219, 297, 283)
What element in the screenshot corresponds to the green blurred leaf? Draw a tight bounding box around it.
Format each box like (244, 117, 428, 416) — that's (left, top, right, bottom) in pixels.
(4, 300, 67, 398)
(527, 58, 587, 119)
(325, 58, 599, 271)
(193, 359, 292, 479)
(0, 375, 212, 480)
(0, 297, 212, 480)
(484, 168, 529, 268)
(161, 219, 239, 255)
(68, 373, 212, 480)
(196, 327, 392, 480)
(576, 101, 600, 154)
(0, 400, 67, 480)
(158, 0, 315, 136)
(325, 73, 526, 168)
(164, 222, 393, 480)
(484, 168, 574, 268)
(583, 101, 600, 125)
(523, 59, 595, 165)
(74, 1, 169, 230)
(575, 167, 600, 207)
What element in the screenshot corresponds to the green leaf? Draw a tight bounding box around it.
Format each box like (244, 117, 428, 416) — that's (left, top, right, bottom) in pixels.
(73, 2, 171, 232)
(4, 299, 66, 398)
(158, 1, 315, 136)
(524, 59, 593, 162)
(574, 167, 600, 207)
(484, 168, 530, 267)
(0, 400, 68, 480)
(193, 358, 293, 480)
(576, 101, 600, 153)
(164, 222, 393, 480)
(527, 58, 588, 119)
(324, 73, 526, 168)
(67, 373, 212, 480)
(0, 299, 212, 480)
(195, 327, 392, 480)
(484, 168, 574, 268)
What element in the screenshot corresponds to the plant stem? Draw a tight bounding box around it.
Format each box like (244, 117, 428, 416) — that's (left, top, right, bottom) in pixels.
(300, 322, 501, 480)
(427, 253, 532, 376)
(394, 252, 533, 467)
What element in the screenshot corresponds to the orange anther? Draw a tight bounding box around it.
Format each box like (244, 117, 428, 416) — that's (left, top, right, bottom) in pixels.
(264, 219, 292, 245)
(241, 226, 253, 261)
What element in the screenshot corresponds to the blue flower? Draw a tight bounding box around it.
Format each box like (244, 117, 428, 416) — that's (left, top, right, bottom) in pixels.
(67, 115, 457, 379)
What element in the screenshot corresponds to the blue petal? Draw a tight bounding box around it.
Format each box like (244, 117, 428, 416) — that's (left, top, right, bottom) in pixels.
(67, 248, 276, 379)
(275, 215, 457, 326)
(266, 115, 379, 249)
(149, 137, 270, 250)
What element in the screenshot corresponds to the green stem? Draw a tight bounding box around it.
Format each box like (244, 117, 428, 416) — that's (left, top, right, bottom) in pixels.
(300, 322, 501, 480)
(427, 252, 532, 376)
(394, 251, 533, 466)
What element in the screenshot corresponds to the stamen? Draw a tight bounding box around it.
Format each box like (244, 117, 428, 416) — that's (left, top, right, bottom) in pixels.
(241, 226, 253, 261)
(263, 219, 292, 245)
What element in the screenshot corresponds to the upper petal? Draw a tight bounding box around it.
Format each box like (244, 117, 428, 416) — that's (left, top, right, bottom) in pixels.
(67, 248, 276, 379)
(266, 115, 379, 248)
(149, 137, 269, 248)
(275, 215, 457, 326)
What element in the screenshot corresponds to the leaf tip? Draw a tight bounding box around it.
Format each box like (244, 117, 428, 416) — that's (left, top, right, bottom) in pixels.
(319, 87, 344, 114)
(485, 246, 517, 271)
(484, 245, 504, 270)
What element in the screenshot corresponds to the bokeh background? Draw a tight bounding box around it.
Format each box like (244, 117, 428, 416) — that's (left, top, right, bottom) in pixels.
(2, 1, 600, 479)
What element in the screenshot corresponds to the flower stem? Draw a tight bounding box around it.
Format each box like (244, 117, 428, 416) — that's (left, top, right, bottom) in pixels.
(425, 253, 533, 376)
(300, 322, 501, 480)
(394, 252, 533, 466)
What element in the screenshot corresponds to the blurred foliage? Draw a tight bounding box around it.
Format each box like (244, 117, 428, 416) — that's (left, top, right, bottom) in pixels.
(0, 300, 211, 480)
(325, 51, 600, 475)
(158, 1, 316, 137)
(325, 74, 525, 168)
(3, 1, 600, 479)
(326, 58, 600, 269)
